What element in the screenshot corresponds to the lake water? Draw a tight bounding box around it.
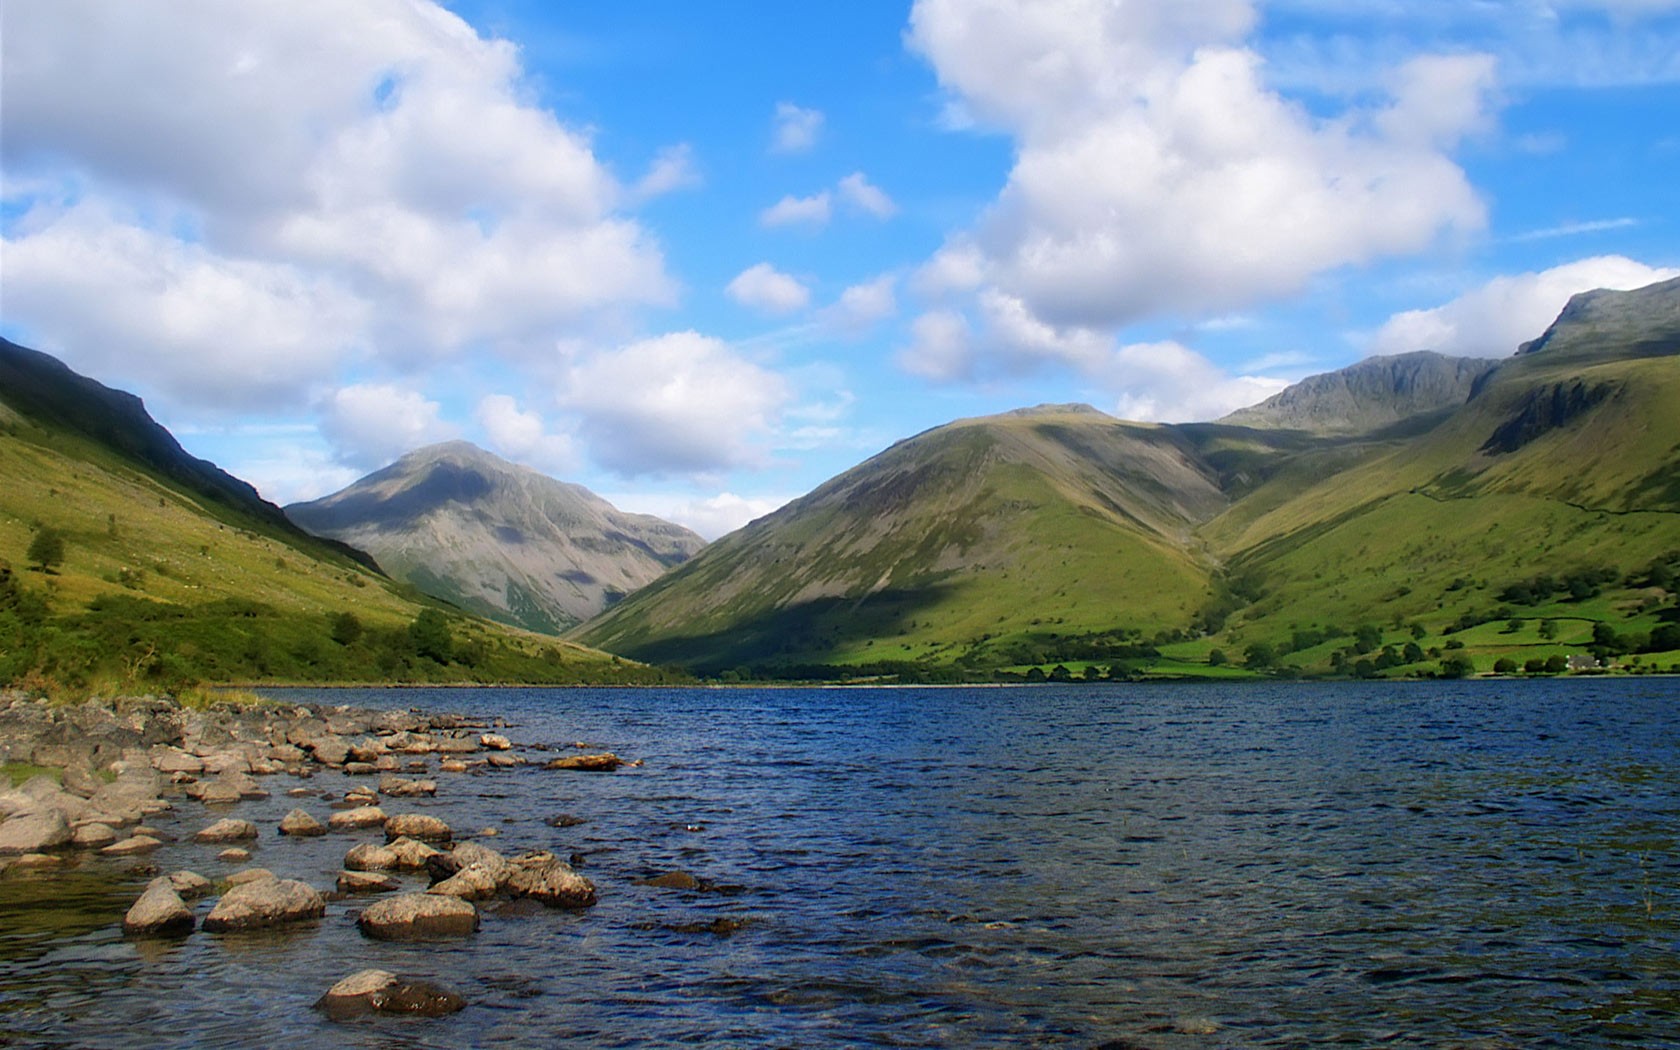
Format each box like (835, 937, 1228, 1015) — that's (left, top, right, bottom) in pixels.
(2, 679, 1678, 1048)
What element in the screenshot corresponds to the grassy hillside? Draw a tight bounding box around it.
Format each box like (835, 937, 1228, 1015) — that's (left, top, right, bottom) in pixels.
(0, 349, 680, 691)
(576, 406, 1225, 676)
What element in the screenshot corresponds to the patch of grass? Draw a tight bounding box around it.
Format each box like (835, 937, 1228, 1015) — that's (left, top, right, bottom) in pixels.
(2, 762, 61, 787)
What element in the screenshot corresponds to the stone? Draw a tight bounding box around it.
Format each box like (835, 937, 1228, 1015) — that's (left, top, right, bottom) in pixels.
(71, 822, 120, 848)
(216, 847, 251, 863)
(225, 866, 276, 887)
(123, 877, 195, 936)
(0, 807, 71, 854)
(378, 775, 437, 798)
(637, 871, 702, 891)
(479, 734, 512, 751)
(313, 969, 465, 1019)
(203, 876, 325, 931)
(344, 843, 399, 871)
(547, 813, 588, 828)
(506, 853, 596, 909)
(167, 870, 213, 899)
(7, 852, 66, 871)
(327, 805, 387, 831)
(384, 813, 451, 842)
(545, 752, 621, 772)
(357, 892, 479, 941)
(438, 759, 469, 773)
(194, 781, 244, 805)
(284, 787, 315, 798)
(337, 870, 400, 894)
(150, 747, 204, 775)
(427, 863, 501, 900)
(486, 753, 521, 769)
(309, 736, 351, 766)
(386, 837, 443, 870)
(194, 818, 257, 843)
(101, 834, 163, 856)
(278, 808, 326, 836)
(450, 840, 510, 880)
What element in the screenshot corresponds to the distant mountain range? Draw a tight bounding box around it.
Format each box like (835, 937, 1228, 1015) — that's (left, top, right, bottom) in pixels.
(287, 442, 704, 634)
(575, 276, 1680, 677)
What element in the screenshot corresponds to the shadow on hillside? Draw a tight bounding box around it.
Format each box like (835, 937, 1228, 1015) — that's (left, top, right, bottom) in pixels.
(617, 583, 959, 675)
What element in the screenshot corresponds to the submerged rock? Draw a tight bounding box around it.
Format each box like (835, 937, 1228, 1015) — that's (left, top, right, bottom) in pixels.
(203, 877, 325, 932)
(313, 968, 465, 1019)
(545, 752, 621, 772)
(123, 877, 195, 937)
(357, 892, 479, 940)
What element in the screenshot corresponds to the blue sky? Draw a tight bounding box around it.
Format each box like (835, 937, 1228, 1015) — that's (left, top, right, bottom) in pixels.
(2, 0, 1677, 538)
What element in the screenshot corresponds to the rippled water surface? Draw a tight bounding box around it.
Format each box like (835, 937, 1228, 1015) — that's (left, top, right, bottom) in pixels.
(3, 680, 1679, 1048)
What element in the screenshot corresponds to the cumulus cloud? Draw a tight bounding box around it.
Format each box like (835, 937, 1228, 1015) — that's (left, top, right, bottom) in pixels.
(836, 172, 897, 218)
(904, 0, 1494, 331)
(726, 263, 812, 314)
(0, 0, 673, 410)
(608, 491, 790, 540)
(557, 332, 794, 476)
(759, 192, 832, 229)
(1370, 255, 1680, 357)
(630, 143, 701, 201)
(320, 383, 458, 469)
(823, 274, 899, 334)
(771, 102, 824, 153)
(475, 394, 578, 476)
(1103, 341, 1288, 422)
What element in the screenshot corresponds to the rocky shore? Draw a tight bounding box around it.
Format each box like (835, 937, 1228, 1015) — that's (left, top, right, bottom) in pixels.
(0, 690, 639, 1019)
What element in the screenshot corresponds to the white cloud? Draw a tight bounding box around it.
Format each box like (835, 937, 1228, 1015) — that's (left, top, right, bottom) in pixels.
(759, 191, 832, 229)
(823, 274, 899, 334)
(1370, 255, 1680, 358)
(726, 263, 812, 314)
(1509, 217, 1639, 242)
(607, 491, 791, 541)
(232, 447, 363, 507)
(474, 394, 578, 476)
(0, 0, 673, 410)
(630, 143, 701, 201)
(905, 0, 1493, 331)
(771, 102, 824, 153)
(1103, 341, 1288, 422)
(320, 383, 458, 469)
(836, 172, 897, 218)
(899, 310, 977, 381)
(558, 332, 794, 476)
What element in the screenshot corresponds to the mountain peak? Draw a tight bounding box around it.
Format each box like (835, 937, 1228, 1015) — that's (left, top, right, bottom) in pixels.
(1517, 274, 1680, 360)
(1217, 351, 1497, 435)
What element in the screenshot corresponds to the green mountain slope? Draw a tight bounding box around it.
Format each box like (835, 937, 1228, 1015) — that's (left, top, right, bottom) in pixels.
(573, 278, 1680, 680)
(575, 405, 1226, 674)
(0, 341, 671, 690)
(287, 441, 704, 634)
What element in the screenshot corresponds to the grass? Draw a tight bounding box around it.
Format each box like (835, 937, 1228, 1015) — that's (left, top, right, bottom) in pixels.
(1, 762, 61, 788)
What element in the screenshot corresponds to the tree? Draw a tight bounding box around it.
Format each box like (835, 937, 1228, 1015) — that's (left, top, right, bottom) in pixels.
(1544, 654, 1568, 674)
(1439, 655, 1475, 679)
(1538, 619, 1558, 640)
(1493, 657, 1518, 674)
(1402, 641, 1425, 664)
(27, 528, 65, 573)
(1244, 642, 1276, 669)
(409, 609, 453, 663)
(329, 610, 363, 646)
(1207, 648, 1227, 667)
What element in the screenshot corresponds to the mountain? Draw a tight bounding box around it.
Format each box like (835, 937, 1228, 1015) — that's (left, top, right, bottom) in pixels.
(0, 342, 675, 690)
(287, 442, 704, 634)
(575, 404, 1228, 673)
(1217, 351, 1497, 435)
(574, 278, 1680, 679)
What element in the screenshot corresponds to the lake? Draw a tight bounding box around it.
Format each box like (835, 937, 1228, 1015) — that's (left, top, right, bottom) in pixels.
(2, 679, 1677, 1048)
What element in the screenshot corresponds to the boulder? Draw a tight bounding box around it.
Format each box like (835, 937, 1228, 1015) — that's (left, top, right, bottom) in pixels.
(438, 759, 469, 773)
(384, 813, 451, 843)
(167, 870, 213, 899)
(123, 877, 195, 936)
(357, 892, 478, 941)
(193, 780, 244, 805)
(344, 843, 399, 871)
(386, 837, 443, 870)
(308, 736, 351, 766)
(451, 840, 510, 880)
(0, 807, 71, 854)
(337, 870, 400, 894)
(278, 808, 326, 837)
(479, 733, 512, 751)
(545, 753, 621, 772)
(216, 847, 251, 863)
(313, 969, 465, 1019)
(203, 877, 325, 932)
(100, 834, 163, 856)
(194, 818, 257, 843)
(327, 805, 387, 831)
(377, 776, 436, 798)
(6, 852, 65, 871)
(71, 822, 120, 849)
(225, 867, 276, 887)
(486, 753, 521, 769)
(506, 853, 596, 909)
(426, 863, 501, 901)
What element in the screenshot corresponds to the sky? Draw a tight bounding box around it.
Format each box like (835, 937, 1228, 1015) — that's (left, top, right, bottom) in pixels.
(2, 0, 1678, 539)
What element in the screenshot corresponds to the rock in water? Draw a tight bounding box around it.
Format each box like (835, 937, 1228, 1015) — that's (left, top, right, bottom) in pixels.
(278, 808, 326, 836)
(337, 870, 400, 894)
(203, 877, 326, 932)
(344, 843, 400, 871)
(0, 808, 71, 854)
(506, 853, 597, 908)
(313, 968, 465, 1019)
(123, 877, 195, 936)
(384, 813, 451, 842)
(545, 753, 621, 772)
(327, 805, 386, 831)
(427, 862, 502, 900)
(100, 834, 163, 856)
(193, 818, 257, 843)
(357, 893, 479, 940)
